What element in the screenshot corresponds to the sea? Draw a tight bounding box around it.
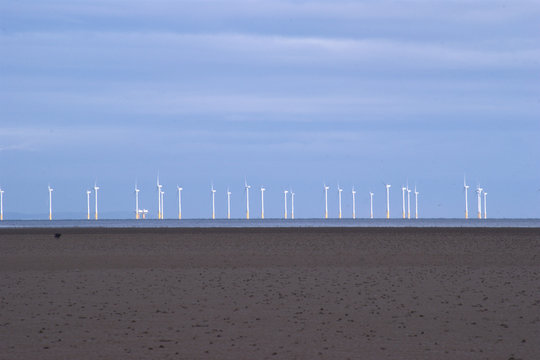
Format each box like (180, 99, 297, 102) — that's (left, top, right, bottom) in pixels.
(0, 218, 539, 228)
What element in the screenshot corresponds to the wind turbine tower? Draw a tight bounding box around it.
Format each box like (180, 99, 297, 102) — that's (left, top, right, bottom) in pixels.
(135, 186, 140, 220)
(160, 189, 164, 219)
(464, 177, 470, 219)
(211, 185, 216, 219)
(86, 190, 91, 220)
(94, 183, 99, 220)
(401, 186, 406, 219)
(227, 188, 231, 219)
(414, 186, 419, 219)
(157, 176, 162, 219)
(284, 190, 289, 219)
(352, 187, 356, 219)
(260, 187, 266, 219)
(177, 186, 183, 220)
(407, 187, 411, 219)
(338, 185, 343, 219)
(385, 184, 391, 219)
(291, 190, 295, 219)
(369, 192, 374, 219)
(0, 188, 4, 221)
(245, 180, 251, 219)
(324, 185, 330, 219)
(48, 186, 53, 220)
(483, 191, 488, 219)
(476, 186, 483, 219)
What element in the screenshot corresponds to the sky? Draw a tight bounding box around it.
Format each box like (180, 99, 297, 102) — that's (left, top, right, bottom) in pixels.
(1, 0, 539, 219)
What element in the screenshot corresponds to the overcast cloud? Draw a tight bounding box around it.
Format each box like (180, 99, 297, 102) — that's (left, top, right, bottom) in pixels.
(1, 0, 539, 219)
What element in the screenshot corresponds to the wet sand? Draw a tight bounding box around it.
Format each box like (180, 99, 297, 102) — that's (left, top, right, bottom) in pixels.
(1, 227, 539, 359)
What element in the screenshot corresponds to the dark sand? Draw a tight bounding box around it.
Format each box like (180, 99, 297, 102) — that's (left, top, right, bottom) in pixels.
(1, 227, 539, 359)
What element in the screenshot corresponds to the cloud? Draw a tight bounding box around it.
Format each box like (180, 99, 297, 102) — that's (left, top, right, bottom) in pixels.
(4, 0, 539, 26)
(2, 31, 539, 71)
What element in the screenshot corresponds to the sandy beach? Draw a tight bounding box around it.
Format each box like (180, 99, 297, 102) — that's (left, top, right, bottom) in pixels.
(1, 227, 539, 359)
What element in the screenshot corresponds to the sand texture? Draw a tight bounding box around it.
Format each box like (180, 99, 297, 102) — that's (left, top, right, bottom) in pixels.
(1, 227, 539, 359)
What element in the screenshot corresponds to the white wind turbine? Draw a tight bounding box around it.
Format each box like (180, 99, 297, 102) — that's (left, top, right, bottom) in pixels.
(86, 190, 91, 220)
(48, 185, 53, 220)
(157, 176, 162, 219)
(283, 189, 289, 219)
(291, 190, 295, 219)
(211, 185, 216, 219)
(401, 185, 407, 219)
(476, 186, 483, 219)
(464, 176, 470, 219)
(0, 187, 4, 221)
(227, 188, 231, 219)
(260, 186, 266, 219)
(177, 186, 183, 220)
(385, 184, 391, 219)
(324, 184, 330, 219)
(160, 189, 164, 219)
(135, 185, 140, 220)
(94, 183, 100, 220)
(338, 185, 343, 219)
(407, 186, 411, 220)
(369, 192, 374, 219)
(414, 186, 419, 219)
(245, 179, 251, 219)
(483, 191, 488, 219)
(351, 187, 356, 219)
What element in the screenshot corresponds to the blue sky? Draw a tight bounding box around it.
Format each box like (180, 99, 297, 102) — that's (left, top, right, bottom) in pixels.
(1, 0, 539, 219)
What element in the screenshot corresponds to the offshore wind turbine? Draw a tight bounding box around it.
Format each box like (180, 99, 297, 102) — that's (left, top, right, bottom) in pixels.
(211, 185, 216, 219)
(338, 185, 343, 219)
(245, 180, 251, 219)
(283, 189, 289, 219)
(227, 188, 231, 219)
(324, 184, 330, 219)
(86, 190, 91, 220)
(177, 186, 183, 220)
(483, 191, 488, 219)
(48, 186, 53, 220)
(476, 186, 483, 219)
(260, 186, 266, 219)
(369, 192, 374, 219)
(0, 187, 4, 221)
(464, 176, 470, 219)
(94, 183, 100, 220)
(291, 190, 295, 219)
(401, 186, 407, 219)
(157, 176, 162, 219)
(135, 185, 140, 220)
(385, 184, 391, 219)
(351, 187, 356, 219)
(160, 189, 164, 219)
(414, 186, 419, 219)
(407, 186, 411, 219)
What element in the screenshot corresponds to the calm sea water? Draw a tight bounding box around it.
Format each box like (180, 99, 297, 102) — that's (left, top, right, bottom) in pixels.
(0, 218, 539, 228)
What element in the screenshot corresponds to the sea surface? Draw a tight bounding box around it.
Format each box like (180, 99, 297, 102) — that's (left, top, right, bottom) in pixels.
(0, 218, 539, 228)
